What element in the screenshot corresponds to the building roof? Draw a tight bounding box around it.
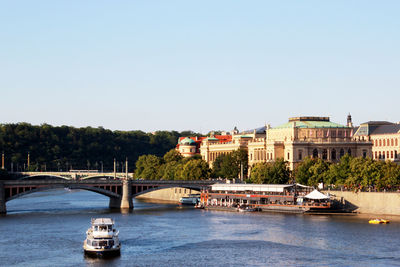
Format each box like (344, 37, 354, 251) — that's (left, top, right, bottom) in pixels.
(242, 126, 267, 134)
(275, 120, 349, 129)
(180, 137, 196, 145)
(354, 121, 400, 136)
(371, 124, 400, 135)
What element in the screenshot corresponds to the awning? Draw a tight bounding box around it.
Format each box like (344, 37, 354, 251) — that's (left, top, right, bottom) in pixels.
(304, 190, 330, 200)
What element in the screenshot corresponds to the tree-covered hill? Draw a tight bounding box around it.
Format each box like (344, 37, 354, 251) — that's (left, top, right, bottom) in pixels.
(0, 123, 200, 172)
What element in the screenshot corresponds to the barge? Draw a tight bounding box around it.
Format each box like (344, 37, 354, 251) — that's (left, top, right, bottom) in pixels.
(200, 183, 333, 213)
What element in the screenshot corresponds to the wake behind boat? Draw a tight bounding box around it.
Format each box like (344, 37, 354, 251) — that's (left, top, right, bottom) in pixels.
(83, 218, 121, 257)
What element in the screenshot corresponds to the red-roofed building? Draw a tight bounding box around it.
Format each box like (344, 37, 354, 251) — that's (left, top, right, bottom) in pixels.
(176, 135, 232, 158)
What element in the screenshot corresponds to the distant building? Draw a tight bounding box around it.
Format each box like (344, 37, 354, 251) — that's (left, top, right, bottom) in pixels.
(353, 121, 400, 162)
(177, 135, 232, 158)
(246, 116, 372, 170)
(178, 115, 373, 172)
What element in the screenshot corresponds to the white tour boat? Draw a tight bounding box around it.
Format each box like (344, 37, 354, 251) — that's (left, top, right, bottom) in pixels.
(179, 194, 200, 205)
(83, 218, 121, 257)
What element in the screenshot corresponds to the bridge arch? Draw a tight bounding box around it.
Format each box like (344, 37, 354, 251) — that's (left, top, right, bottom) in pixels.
(18, 174, 72, 180)
(5, 184, 121, 202)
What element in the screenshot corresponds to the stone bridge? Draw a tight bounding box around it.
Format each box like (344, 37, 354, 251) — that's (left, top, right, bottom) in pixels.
(0, 178, 217, 214)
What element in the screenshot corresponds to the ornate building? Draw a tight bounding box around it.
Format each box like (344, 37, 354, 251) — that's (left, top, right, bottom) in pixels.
(178, 116, 373, 172)
(247, 116, 372, 170)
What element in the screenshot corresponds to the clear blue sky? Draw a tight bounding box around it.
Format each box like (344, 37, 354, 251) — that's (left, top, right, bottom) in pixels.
(1, 1, 399, 133)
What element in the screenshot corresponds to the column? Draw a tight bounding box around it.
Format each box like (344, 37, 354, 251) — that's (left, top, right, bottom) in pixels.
(120, 179, 133, 209)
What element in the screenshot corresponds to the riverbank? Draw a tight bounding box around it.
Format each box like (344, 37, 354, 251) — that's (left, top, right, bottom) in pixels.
(136, 187, 199, 202)
(325, 190, 400, 215)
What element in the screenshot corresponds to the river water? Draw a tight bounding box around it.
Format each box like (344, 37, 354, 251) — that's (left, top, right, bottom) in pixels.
(0, 190, 399, 267)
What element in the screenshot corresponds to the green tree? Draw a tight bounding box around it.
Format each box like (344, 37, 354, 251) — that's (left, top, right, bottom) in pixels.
(294, 157, 330, 186)
(250, 158, 290, 184)
(163, 149, 183, 163)
(325, 154, 352, 186)
(158, 161, 182, 180)
(180, 159, 210, 180)
(294, 157, 315, 185)
(212, 148, 248, 179)
(134, 155, 161, 179)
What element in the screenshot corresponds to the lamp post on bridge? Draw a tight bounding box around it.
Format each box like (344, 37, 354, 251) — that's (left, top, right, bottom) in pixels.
(1, 152, 4, 170)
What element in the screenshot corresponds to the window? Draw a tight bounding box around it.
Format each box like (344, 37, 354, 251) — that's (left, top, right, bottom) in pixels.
(363, 150, 367, 158)
(287, 152, 290, 160)
(391, 139, 394, 146)
(298, 150, 303, 160)
(347, 148, 351, 156)
(395, 151, 398, 158)
(379, 140, 382, 146)
(313, 149, 318, 158)
(331, 149, 336, 160)
(391, 151, 394, 158)
(322, 149, 327, 160)
(338, 131, 342, 137)
(379, 152, 382, 159)
(374, 151, 377, 159)
(387, 151, 390, 158)
(383, 139, 386, 146)
(340, 149, 345, 158)
(387, 139, 390, 146)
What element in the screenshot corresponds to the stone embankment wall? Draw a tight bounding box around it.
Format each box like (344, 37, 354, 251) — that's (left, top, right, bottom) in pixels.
(325, 190, 400, 215)
(136, 187, 200, 202)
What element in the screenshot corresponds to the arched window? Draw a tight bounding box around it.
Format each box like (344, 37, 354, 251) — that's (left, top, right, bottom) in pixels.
(313, 149, 318, 158)
(391, 151, 393, 158)
(374, 151, 377, 159)
(347, 148, 351, 156)
(340, 149, 345, 158)
(379, 140, 382, 146)
(387, 151, 390, 158)
(363, 150, 367, 158)
(379, 152, 382, 159)
(395, 151, 398, 159)
(331, 149, 336, 160)
(391, 139, 394, 146)
(387, 139, 390, 146)
(383, 139, 386, 146)
(322, 149, 327, 160)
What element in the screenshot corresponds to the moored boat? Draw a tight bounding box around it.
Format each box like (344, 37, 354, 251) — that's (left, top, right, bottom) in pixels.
(179, 194, 200, 206)
(201, 183, 333, 214)
(83, 218, 121, 257)
(369, 219, 390, 224)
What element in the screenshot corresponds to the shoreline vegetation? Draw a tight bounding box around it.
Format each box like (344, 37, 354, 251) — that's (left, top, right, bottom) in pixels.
(1, 123, 399, 192)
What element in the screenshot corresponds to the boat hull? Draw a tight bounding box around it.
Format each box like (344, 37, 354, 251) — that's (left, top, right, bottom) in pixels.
(83, 247, 121, 258)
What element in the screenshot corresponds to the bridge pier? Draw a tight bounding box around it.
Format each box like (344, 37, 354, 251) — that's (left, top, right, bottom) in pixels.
(120, 180, 133, 209)
(0, 182, 6, 214)
(108, 180, 133, 210)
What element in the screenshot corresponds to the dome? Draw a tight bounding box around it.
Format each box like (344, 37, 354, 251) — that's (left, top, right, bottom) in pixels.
(180, 137, 196, 145)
